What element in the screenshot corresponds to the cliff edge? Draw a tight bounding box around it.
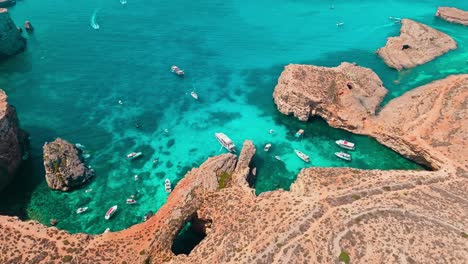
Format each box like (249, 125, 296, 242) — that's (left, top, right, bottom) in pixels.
(436, 7, 468, 26)
(0, 8, 26, 60)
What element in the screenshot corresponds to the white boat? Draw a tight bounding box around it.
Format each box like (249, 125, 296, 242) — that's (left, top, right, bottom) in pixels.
(294, 149, 310, 163)
(82, 153, 91, 159)
(336, 22, 344, 27)
(275, 155, 281, 161)
(126, 152, 142, 160)
(134, 174, 139, 181)
(215, 133, 235, 152)
(165, 179, 171, 193)
(76, 207, 88, 214)
(85, 188, 93, 193)
(118, 100, 123, 105)
(75, 143, 85, 149)
(126, 199, 137, 204)
(336, 140, 355, 150)
(120, 0, 127, 5)
(105, 205, 118, 220)
(264, 143, 272, 152)
(190, 91, 198, 100)
(171, 65, 184, 76)
(104, 228, 110, 233)
(335, 152, 351, 161)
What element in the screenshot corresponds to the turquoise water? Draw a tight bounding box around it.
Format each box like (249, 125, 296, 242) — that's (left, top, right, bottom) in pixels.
(0, 0, 466, 234)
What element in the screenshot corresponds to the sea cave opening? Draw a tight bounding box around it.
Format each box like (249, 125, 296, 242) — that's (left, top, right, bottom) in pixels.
(171, 213, 209, 255)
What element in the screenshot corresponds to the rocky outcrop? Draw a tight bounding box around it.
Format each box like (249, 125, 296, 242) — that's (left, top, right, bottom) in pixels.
(0, 8, 26, 60)
(0, 89, 27, 191)
(376, 19, 457, 70)
(436, 7, 468, 26)
(43, 138, 94, 191)
(273, 62, 387, 130)
(232, 140, 256, 189)
(0, 0, 15, 8)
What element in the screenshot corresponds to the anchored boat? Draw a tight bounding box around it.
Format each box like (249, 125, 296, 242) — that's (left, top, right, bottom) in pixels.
(105, 205, 118, 220)
(76, 207, 88, 214)
(336, 140, 355, 150)
(294, 149, 310, 163)
(295, 129, 304, 138)
(126, 199, 137, 204)
(171, 65, 184, 76)
(275, 155, 281, 161)
(126, 152, 142, 160)
(165, 179, 172, 193)
(215, 133, 235, 152)
(335, 152, 351, 161)
(264, 143, 272, 152)
(191, 91, 198, 100)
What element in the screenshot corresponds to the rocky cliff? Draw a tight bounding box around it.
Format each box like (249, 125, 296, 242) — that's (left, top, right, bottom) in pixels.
(273, 62, 387, 130)
(0, 0, 15, 8)
(376, 19, 457, 70)
(0, 89, 27, 191)
(436, 7, 468, 26)
(0, 8, 26, 60)
(43, 138, 94, 191)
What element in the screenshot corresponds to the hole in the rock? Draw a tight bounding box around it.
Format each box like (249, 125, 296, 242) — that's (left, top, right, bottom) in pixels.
(346, 82, 353, 90)
(171, 213, 208, 255)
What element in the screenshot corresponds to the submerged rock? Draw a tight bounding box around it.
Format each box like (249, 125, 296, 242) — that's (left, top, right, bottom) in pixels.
(43, 138, 94, 191)
(376, 19, 457, 70)
(0, 8, 26, 60)
(436, 7, 468, 26)
(0, 90, 28, 191)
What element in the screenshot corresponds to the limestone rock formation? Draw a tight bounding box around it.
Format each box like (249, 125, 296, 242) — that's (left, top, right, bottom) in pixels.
(0, 89, 28, 191)
(376, 19, 457, 70)
(0, 0, 15, 8)
(273, 62, 387, 130)
(436, 7, 468, 26)
(43, 138, 94, 191)
(0, 8, 26, 60)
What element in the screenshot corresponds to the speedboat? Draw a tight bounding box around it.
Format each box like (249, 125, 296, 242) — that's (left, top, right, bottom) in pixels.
(126, 152, 142, 160)
(190, 91, 198, 100)
(294, 149, 310, 163)
(105, 205, 118, 220)
(337, 22, 344, 27)
(82, 153, 91, 159)
(134, 174, 139, 181)
(335, 152, 351, 161)
(295, 129, 304, 138)
(144, 211, 153, 221)
(165, 179, 172, 193)
(76, 207, 88, 214)
(85, 188, 93, 193)
(215, 133, 235, 152)
(118, 100, 123, 105)
(75, 143, 85, 149)
(264, 143, 272, 152)
(275, 155, 281, 161)
(126, 199, 137, 204)
(104, 228, 110, 233)
(336, 140, 355, 150)
(171, 65, 184, 76)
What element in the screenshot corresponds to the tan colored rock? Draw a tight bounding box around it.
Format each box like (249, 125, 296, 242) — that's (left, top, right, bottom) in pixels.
(273, 62, 387, 130)
(436, 7, 468, 26)
(376, 19, 457, 70)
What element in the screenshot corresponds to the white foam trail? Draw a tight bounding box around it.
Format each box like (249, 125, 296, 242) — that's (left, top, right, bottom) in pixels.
(120, 0, 127, 5)
(91, 9, 100, 30)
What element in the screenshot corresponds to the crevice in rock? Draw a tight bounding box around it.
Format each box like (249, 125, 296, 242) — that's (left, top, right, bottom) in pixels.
(171, 212, 209, 255)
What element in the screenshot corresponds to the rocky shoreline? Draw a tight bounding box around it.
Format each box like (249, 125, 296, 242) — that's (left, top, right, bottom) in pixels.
(436, 7, 468, 26)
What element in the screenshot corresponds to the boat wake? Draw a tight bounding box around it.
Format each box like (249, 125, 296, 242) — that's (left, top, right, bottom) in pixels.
(120, 0, 127, 5)
(91, 9, 100, 30)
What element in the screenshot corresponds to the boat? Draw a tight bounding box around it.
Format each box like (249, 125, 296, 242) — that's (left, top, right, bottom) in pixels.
(104, 228, 110, 233)
(118, 100, 123, 105)
(134, 174, 139, 181)
(264, 143, 272, 152)
(82, 153, 91, 159)
(275, 155, 281, 161)
(85, 188, 93, 193)
(144, 211, 153, 221)
(165, 179, 171, 193)
(336, 22, 344, 27)
(294, 149, 310, 163)
(126, 199, 137, 204)
(215, 133, 235, 152)
(120, 0, 127, 4)
(75, 143, 85, 149)
(105, 205, 118, 220)
(171, 65, 184, 76)
(335, 152, 351, 161)
(336, 139, 355, 150)
(190, 91, 198, 100)
(76, 207, 88, 214)
(295, 129, 304, 138)
(126, 152, 142, 160)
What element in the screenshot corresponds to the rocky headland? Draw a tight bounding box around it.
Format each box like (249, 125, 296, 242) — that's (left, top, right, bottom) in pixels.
(0, 8, 26, 60)
(43, 138, 94, 191)
(0, 89, 28, 191)
(436, 7, 468, 26)
(0, 0, 15, 8)
(376, 19, 457, 70)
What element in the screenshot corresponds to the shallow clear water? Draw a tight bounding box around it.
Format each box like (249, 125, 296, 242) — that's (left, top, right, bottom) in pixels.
(0, 0, 466, 234)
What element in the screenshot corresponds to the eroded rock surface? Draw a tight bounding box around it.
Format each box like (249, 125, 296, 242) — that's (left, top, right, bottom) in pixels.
(0, 8, 26, 60)
(376, 19, 457, 70)
(436, 7, 468, 26)
(43, 138, 94, 191)
(0, 89, 28, 191)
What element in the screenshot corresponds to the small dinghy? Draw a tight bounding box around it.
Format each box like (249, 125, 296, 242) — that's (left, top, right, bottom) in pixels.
(190, 91, 198, 100)
(335, 152, 351, 161)
(215, 133, 235, 152)
(126, 152, 142, 160)
(171, 65, 184, 76)
(336, 139, 355, 150)
(75, 143, 85, 149)
(275, 155, 281, 161)
(165, 179, 172, 193)
(264, 143, 272, 152)
(85, 188, 93, 193)
(104, 228, 111, 233)
(134, 174, 139, 181)
(105, 205, 118, 220)
(126, 199, 137, 204)
(76, 207, 88, 214)
(295, 129, 304, 138)
(294, 149, 310, 163)
(82, 153, 91, 159)
(336, 22, 344, 27)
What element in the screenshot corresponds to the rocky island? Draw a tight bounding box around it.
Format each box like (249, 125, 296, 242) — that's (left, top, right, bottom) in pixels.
(436, 7, 468, 26)
(376, 19, 457, 70)
(43, 138, 94, 191)
(0, 8, 26, 60)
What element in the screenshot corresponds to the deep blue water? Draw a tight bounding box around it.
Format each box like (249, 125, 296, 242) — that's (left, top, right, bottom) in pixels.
(0, 0, 466, 234)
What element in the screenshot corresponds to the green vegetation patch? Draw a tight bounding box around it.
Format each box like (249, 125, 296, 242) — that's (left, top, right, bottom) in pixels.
(217, 172, 232, 189)
(462, 232, 468, 238)
(339, 250, 350, 264)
